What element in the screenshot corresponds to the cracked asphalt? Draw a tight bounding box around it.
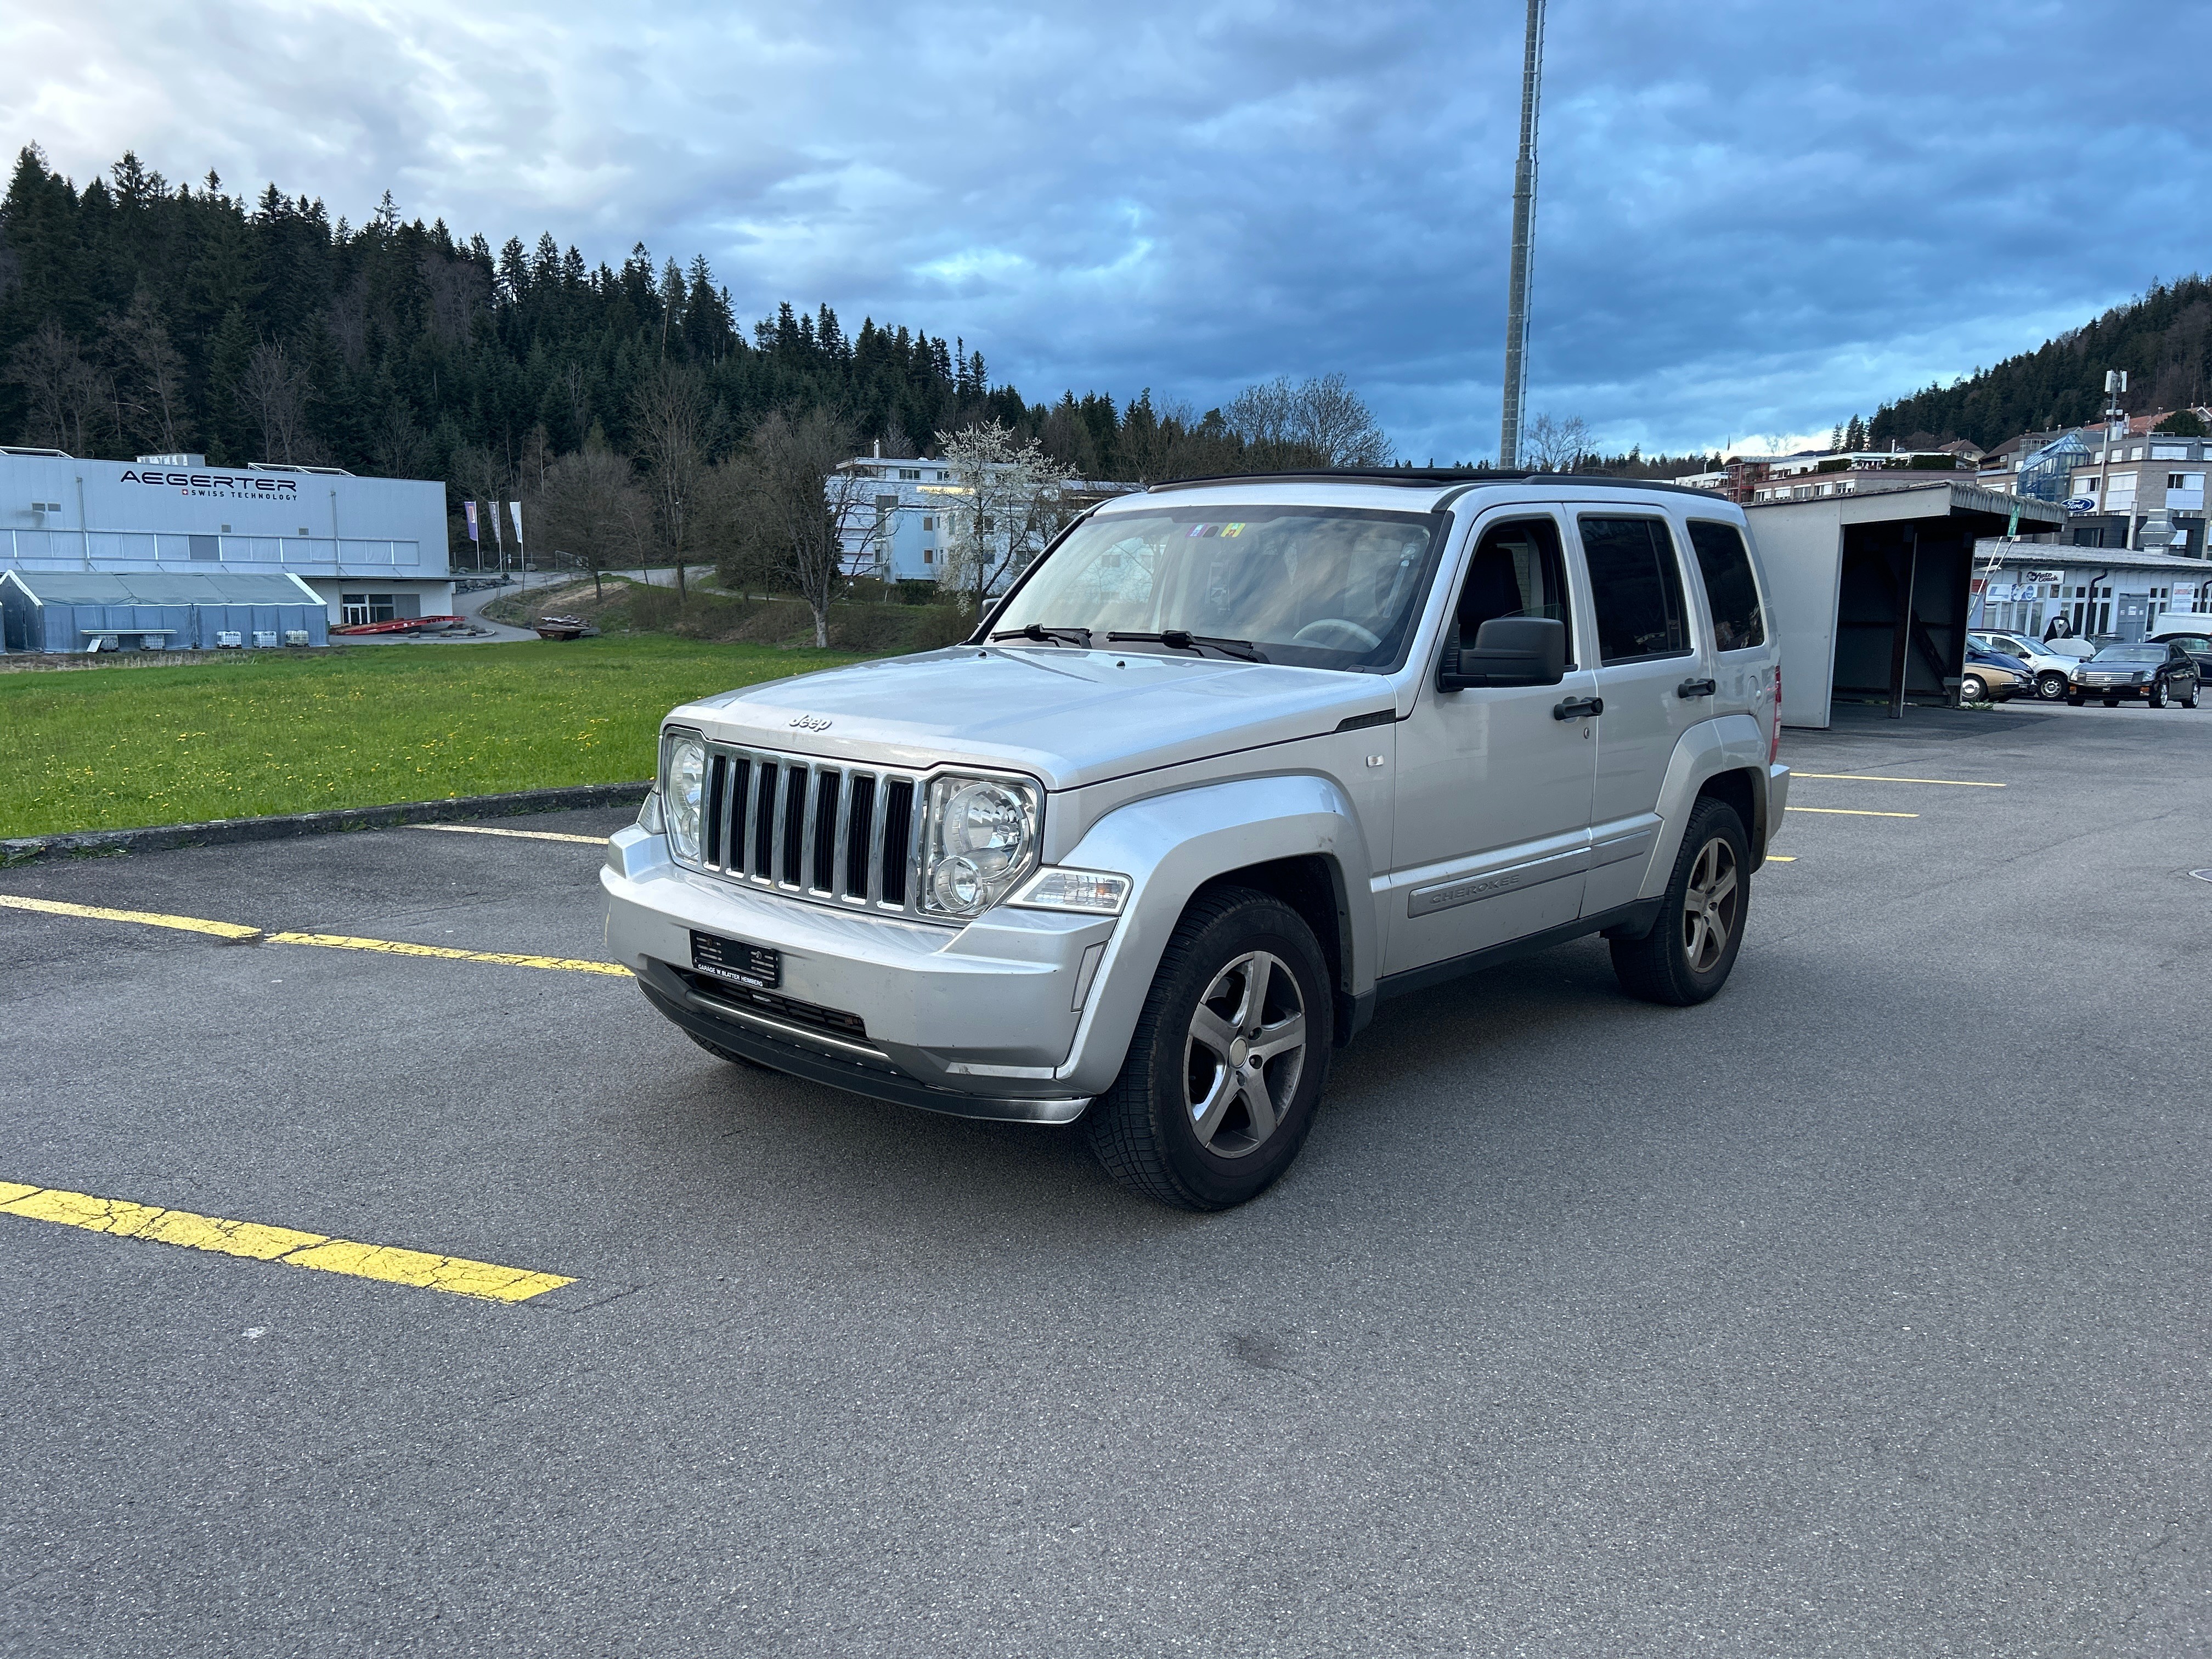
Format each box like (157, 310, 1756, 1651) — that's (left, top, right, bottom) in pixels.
(2, 702, 2209, 1656)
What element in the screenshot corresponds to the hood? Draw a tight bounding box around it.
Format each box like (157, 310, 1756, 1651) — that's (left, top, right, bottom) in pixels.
(667, 646, 1394, 791)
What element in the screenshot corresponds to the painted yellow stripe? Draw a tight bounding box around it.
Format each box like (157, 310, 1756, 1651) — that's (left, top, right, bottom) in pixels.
(1793, 772, 2005, 787)
(408, 824, 609, 845)
(0, 893, 262, 939)
(1, 892, 629, 975)
(1786, 806, 1919, 819)
(264, 932, 633, 975)
(1765, 855, 1797, 862)
(0, 1182, 572, 1302)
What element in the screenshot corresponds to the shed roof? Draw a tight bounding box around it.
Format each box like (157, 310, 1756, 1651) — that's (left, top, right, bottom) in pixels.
(1745, 478, 2066, 531)
(0, 569, 321, 605)
(1973, 541, 2212, 573)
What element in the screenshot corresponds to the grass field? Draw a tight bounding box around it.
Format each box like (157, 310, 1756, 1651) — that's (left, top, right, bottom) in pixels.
(0, 636, 865, 838)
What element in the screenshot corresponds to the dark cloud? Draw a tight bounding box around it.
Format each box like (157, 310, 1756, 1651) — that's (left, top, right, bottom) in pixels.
(8, 0, 2207, 458)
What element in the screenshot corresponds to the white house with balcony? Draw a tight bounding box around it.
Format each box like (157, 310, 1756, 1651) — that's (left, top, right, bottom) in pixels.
(1, 447, 454, 625)
(831, 447, 1137, 586)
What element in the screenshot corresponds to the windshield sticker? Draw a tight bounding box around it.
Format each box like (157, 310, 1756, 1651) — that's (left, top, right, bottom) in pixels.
(1184, 522, 1247, 539)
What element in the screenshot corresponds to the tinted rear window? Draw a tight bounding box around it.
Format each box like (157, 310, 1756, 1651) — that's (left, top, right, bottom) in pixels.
(1686, 521, 1765, 651)
(1579, 517, 1691, 664)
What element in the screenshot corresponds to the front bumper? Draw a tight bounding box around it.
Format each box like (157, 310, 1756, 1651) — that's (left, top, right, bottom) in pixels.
(2073, 680, 2151, 697)
(602, 825, 1114, 1118)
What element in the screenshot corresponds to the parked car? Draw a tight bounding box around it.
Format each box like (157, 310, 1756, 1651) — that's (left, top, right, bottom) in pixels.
(603, 472, 1789, 1209)
(2149, 630, 2212, 681)
(2067, 642, 2202, 708)
(1960, 644, 2033, 703)
(2033, 629, 2099, 662)
(1971, 630, 2075, 701)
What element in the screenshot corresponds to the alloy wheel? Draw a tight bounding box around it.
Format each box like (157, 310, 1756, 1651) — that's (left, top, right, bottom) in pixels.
(1681, 836, 1740, 974)
(1184, 951, 1308, 1159)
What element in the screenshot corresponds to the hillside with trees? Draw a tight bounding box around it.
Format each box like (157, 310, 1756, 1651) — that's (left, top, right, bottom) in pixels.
(0, 145, 1393, 577)
(1868, 274, 2212, 450)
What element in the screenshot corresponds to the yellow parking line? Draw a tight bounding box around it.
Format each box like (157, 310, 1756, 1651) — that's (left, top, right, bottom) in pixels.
(0, 892, 631, 975)
(0, 893, 262, 939)
(1765, 855, 1797, 862)
(1793, 773, 2005, 787)
(0, 1181, 573, 1303)
(408, 824, 609, 845)
(264, 932, 633, 975)
(1786, 806, 1918, 818)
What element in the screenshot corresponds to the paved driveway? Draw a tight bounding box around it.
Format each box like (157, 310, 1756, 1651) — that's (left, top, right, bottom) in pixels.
(3, 704, 2209, 1655)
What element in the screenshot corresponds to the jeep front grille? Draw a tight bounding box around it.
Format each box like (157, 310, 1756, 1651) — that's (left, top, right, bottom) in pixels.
(696, 743, 930, 917)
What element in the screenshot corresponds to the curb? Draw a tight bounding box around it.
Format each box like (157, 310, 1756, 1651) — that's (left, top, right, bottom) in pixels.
(2, 782, 653, 865)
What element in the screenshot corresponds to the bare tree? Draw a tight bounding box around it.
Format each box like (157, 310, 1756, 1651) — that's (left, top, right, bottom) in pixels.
(536, 442, 651, 577)
(630, 362, 717, 599)
(237, 340, 313, 461)
(1225, 373, 1392, 467)
(108, 293, 191, 453)
(721, 408, 890, 647)
(7, 319, 106, 453)
(1521, 411, 1592, 472)
(935, 420, 1066, 616)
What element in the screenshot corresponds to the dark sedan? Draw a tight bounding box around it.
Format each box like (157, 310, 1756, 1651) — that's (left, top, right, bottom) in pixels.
(2151, 630, 2212, 680)
(2067, 642, 2202, 708)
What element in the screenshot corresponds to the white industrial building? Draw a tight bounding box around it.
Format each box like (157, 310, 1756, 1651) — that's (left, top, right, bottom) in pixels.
(1, 448, 453, 638)
(832, 450, 1135, 585)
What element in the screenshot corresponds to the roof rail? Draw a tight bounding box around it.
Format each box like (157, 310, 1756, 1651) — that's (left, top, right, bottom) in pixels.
(247, 461, 355, 476)
(1143, 467, 1718, 500)
(2, 445, 74, 459)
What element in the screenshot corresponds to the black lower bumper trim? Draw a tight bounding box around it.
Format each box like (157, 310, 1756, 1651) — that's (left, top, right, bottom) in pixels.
(635, 959, 1090, 1125)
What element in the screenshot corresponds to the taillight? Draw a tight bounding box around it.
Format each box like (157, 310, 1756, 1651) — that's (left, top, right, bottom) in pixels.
(1769, 662, 1783, 764)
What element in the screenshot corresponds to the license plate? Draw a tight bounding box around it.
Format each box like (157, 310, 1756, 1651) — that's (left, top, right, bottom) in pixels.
(690, 930, 781, 990)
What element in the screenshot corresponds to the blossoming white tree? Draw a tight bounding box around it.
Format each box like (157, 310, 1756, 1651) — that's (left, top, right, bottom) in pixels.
(934, 421, 1067, 615)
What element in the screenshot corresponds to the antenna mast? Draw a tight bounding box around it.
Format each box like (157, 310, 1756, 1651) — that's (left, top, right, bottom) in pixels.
(1499, 0, 1547, 469)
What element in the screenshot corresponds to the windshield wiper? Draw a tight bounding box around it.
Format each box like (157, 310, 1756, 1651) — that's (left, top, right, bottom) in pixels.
(1106, 630, 1268, 663)
(990, 623, 1093, 647)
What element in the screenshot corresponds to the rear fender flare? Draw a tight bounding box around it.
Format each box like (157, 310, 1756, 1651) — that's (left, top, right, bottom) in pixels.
(1638, 715, 1769, 900)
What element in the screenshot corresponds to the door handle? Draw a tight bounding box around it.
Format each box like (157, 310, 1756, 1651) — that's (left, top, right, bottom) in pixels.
(1677, 678, 1717, 698)
(1552, 696, 1604, 720)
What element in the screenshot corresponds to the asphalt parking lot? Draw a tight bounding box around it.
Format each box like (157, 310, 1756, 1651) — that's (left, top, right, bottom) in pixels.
(4, 701, 2210, 1656)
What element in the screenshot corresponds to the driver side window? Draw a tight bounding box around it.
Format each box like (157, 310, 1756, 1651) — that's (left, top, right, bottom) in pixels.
(1456, 517, 1573, 668)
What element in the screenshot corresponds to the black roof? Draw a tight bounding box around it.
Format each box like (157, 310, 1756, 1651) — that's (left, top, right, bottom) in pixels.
(1144, 467, 1717, 499)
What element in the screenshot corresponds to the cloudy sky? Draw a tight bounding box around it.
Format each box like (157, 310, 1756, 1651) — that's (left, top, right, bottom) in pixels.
(5, 1, 2208, 461)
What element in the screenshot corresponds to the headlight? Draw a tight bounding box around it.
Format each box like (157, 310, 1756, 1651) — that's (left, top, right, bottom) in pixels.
(663, 731, 706, 863)
(921, 774, 1041, 917)
(1011, 867, 1132, 915)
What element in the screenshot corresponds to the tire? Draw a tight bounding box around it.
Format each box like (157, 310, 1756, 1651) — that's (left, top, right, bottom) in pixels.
(2185, 682, 2200, 709)
(1088, 887, 1333, 1211)
(2148, 681, 2168, 709)
(1611, 797, 1750, 1008)
(1959, 674, 1987, 703)
(686, 1030, 777, 1072)
(2036, 671, 2068, 701)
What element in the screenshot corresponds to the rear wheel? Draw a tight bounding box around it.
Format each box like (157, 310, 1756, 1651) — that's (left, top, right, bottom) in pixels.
(1959, 674, 1987, 704)
(1088, 888, 1332, 1211)
(2185, 681, 2200, 709)
(1611, 797, 1750, 1007)
(2036, 670, 2068, 701)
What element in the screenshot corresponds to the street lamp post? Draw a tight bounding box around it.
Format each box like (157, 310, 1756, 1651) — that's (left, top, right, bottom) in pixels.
(1498, 0, 1547, 470)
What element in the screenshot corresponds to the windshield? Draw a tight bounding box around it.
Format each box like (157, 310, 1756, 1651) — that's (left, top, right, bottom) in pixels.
(2092, 646, 2164, 663)
(988, 504, 1444, 672)
(2163, 635, 2212, 651)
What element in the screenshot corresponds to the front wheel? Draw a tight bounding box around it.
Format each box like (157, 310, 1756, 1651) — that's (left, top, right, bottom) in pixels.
(1611, 797, 1750, 1007)
(1088, 888, 1333, 1210)
(2148, 681, 2168, 709)
(2036, 670, 2068, 701)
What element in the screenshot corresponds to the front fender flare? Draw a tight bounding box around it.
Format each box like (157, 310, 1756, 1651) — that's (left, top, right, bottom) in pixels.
(1048, 774, 1375, 1097)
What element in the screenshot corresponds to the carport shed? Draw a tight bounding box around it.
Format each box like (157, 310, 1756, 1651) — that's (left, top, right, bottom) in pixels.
(1749, 482, 2064, 727)
(0, 570, 330, 653)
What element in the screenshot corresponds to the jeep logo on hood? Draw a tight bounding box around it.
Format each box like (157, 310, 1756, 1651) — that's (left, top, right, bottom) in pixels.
(788, 715, 833, 732)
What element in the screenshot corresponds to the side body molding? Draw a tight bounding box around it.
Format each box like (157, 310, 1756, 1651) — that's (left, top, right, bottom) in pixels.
(1636, 713, 1773, 901)
(1048, 774, 1376, 1097)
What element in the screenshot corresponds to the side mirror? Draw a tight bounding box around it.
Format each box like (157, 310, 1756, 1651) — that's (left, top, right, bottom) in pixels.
(1438, 616, 1567, 691)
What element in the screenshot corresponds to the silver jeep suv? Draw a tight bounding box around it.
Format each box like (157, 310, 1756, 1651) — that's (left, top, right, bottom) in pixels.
(602, 471, 1789, 1209)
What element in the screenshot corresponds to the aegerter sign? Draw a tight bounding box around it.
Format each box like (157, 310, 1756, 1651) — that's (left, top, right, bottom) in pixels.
(116, 467, 300, 504)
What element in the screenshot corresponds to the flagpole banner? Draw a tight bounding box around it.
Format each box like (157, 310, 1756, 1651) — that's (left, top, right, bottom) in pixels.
(490, 502, 506, 551)
(509, 501, 524, 542)
(464, 501, 479, 542)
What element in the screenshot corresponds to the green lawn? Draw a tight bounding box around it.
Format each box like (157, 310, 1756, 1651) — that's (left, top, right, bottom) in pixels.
(1, 636, 865, 838)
